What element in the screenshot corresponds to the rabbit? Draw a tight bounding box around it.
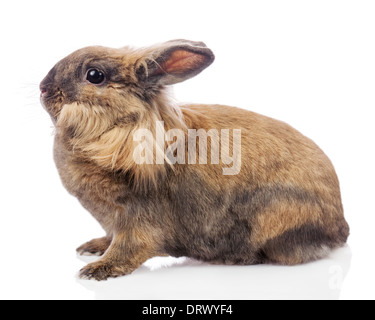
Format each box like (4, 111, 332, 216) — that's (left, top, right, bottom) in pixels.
(40, 39, 349, 280)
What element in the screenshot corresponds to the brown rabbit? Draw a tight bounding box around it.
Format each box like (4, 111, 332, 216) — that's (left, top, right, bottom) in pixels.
(40, 39, 349, 280)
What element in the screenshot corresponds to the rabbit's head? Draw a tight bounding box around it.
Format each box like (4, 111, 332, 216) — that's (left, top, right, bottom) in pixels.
(40, 40, 214, 123)
(40, 40, 214, 185)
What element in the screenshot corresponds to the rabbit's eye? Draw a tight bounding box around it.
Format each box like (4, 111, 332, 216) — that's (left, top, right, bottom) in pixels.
(86, 68, 105, 84)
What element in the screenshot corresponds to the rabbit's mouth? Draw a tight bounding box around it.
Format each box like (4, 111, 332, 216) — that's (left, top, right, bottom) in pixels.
(40, 88, 65, 124)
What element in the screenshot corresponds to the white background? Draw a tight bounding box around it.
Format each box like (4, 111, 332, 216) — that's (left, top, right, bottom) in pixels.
(0, 0, 374, 300)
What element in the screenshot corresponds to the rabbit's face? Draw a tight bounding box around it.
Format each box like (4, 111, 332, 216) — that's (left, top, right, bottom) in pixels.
(40, 46, 142, 125)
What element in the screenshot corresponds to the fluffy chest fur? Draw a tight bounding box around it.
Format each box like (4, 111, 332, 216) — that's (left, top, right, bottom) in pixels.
(53, 134, 130, 233)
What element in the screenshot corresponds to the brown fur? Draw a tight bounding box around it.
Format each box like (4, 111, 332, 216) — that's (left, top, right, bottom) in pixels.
(40, 40, 349, 280)
(77, 236, 112, 256)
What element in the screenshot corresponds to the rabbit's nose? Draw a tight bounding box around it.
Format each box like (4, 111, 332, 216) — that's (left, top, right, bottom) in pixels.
(40, 83, 47, 95)
(40, 66, 57, 96)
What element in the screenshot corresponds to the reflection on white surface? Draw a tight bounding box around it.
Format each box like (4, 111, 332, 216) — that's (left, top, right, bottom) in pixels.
(77, 246, 351, 300)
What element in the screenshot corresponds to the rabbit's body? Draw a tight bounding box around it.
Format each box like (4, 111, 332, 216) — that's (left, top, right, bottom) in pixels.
(41, 40, 349, 280)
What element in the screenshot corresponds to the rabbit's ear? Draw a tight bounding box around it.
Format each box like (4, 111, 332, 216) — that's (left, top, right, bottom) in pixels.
(136, 40, 215, 87)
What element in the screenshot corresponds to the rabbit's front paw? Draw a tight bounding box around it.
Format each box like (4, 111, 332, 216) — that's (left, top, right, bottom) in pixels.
(79, 260, 134, 281)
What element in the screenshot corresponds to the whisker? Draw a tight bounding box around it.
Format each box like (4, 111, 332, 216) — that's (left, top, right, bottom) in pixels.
(15, 82, 52, 124)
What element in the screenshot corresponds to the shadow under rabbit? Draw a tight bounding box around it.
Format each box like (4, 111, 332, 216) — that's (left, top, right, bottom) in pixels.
(76, 245, 352, 300)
